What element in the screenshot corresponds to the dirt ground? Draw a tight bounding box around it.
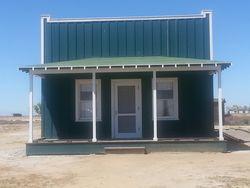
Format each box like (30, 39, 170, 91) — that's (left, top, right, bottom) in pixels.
(1, 117, 250, 188)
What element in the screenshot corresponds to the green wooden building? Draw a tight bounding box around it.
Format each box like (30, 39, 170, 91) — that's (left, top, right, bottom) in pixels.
(20, 10, 231, 155)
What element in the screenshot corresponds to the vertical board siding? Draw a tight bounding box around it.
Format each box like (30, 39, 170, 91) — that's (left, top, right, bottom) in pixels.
(178, 19, 187, 57)
(161, 20, 169, 56)
(76, 23, 85, 59)
(135, 21, 144, 56)
(44, 22, 52, 63)
(101, 22, 110, 57)
(143, 21, 153, 56)
(195, 19, 204, 58)
(42, 72, 214, 139)
(187, 19, 195, 58)
(84, 23, 93, 58)
(118, 22, 127, 56)
(92, 22, 102, 57)
(169, 19, 178, 57)
(152, 20, 161, 56)
(109, 22, 118, 56)
(59, 23, 68, 61)
(68, 23, 77, 60)
(44, 17, 210, 62)
(51, 23, 60, 62)
(126, 21, 135, 56)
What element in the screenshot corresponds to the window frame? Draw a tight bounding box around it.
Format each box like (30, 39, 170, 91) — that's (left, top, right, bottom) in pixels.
(75, 79, 102, 122)
(154, 77, 179, 121)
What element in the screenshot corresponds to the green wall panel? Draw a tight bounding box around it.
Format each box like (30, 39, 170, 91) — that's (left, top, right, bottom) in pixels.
(118, 22, 127, 56)
(109, 22, 118, 57)
(161, 20, 169, 56)
(76, 23, 85, 59)
(42, 72, 214, 139)
(126, 21, 135, 56)
(135, 21, 144, 56)
(152, 20, 161, 56)
(84, 23, 93, 58)
(92, 23, 102, 57)
(68, 23, 77, 60)
(44, 15, 210, 63)
(101, 22, 110, 57)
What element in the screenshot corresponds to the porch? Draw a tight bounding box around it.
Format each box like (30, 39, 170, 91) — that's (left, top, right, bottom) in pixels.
(26, 137, 227, 155)
(20, 56, 231, 154)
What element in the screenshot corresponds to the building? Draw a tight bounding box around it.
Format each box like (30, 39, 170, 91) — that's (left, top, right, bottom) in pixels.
(20, 10, 231, 155)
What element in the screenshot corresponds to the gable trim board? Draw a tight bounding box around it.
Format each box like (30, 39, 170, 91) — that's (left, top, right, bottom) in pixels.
(41, 10, 211, 23)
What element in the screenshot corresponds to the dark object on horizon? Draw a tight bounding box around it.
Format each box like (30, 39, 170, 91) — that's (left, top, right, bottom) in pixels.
(13, 113, 22, 117)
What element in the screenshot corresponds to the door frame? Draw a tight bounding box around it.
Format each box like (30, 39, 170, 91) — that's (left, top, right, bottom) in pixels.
(111, 79, 142, 139)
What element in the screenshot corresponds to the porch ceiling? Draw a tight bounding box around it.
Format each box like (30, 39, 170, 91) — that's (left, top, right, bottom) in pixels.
(19, 56, 231, 74)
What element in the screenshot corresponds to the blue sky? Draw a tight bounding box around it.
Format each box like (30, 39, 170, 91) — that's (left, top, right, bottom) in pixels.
(0, 0, 249, 115)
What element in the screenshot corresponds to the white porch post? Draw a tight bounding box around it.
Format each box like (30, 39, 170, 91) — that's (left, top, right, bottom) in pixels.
(28, 72, 33, 143)
(92, 72, 97, 142)
(218, 66, 224, 141)
(153, 71, 158, 141)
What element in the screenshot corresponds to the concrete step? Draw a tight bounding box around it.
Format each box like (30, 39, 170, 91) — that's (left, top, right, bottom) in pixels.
(104, 146, 147, 154)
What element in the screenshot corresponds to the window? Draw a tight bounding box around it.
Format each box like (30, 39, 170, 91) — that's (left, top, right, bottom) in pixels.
(75, 79, 101, 122)
(156, 78, 178, 120)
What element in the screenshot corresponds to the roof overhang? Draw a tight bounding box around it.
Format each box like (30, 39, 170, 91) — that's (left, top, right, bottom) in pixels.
(19, 56, 231, 75)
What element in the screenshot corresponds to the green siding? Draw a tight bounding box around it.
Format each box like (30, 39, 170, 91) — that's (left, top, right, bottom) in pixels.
(42, 72, 214, 139)
(26, 141, 227, 155)
(44, 16, 210, 63)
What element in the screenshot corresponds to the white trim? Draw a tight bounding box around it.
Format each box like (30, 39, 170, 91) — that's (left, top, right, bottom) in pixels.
(28, 73, 33, 143)
(75, 79, 102, 122)
(28, 65, 221, 75)
(111, 79, 142, 139)
(218, 67, 224, 141)
(40, 16, 50, 64)
(154, 77, 179, 120)
(152, 71, 158, 141)
(204, 10, 214, 60)
(46, 11, 207, 23)
(92, 73, 97, 142)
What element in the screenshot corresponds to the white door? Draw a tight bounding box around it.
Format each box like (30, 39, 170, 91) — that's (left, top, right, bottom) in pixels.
(111, 79, 142, 139)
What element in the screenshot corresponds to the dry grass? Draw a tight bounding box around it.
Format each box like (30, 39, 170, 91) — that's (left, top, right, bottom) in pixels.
(0, 116, 250, 188)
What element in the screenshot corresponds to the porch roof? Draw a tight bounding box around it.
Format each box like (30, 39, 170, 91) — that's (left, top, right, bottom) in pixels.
(19, 56, 231, 74)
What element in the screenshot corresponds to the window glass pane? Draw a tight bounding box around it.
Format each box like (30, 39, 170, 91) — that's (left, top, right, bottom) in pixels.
(80, 91, 92, 100)
(77, 80, 101, 121)
(157, 99, 175, 117)
(80, 101, 92, 119)
(118, 86, 135, 113)
(156, 79, 177, 118)
(157, 81, 173, 90)
(157, 90, 173, 99)
(80, 84, 91, 92)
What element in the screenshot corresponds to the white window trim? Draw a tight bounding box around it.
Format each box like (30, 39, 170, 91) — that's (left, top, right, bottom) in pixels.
(153, 77, 179, 121)
(75, 79, 102, 122)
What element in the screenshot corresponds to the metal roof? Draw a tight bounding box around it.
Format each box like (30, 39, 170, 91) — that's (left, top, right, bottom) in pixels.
(19, 56, 231, 74)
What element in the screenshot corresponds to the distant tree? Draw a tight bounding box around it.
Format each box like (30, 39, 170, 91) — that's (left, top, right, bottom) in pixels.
(34, 103, 41, 115)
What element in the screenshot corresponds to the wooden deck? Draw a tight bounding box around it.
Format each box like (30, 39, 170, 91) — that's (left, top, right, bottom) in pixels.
(26, 137, 227, 155)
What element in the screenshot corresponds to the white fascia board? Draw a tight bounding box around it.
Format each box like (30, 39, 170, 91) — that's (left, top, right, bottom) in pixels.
(30, 65, 219, 75)
(40, 15, 50, 64)
(201, 10, 214, 60)
(46, 11, 207, 23)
